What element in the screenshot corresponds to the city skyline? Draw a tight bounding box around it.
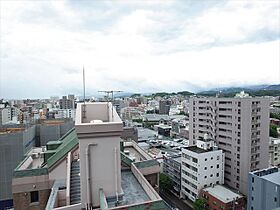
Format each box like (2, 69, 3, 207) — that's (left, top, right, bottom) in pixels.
(1, 0, 279, 98)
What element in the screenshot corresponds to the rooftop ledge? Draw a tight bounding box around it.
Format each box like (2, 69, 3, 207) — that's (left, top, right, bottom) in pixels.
(75, 102, 123, 135)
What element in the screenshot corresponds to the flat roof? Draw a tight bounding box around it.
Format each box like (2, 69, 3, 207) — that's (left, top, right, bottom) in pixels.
(262, 171, 280, 186)
(157, 124, 172, 129)
(107, 171, 149, 207)
(203, 185, 243, 203)
(137, 127, 157, 140)
(186, 146, 208, 154)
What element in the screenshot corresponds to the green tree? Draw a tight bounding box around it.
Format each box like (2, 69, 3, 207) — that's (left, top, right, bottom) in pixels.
(270, 112, 280, 120)
(193, 198, 206, 210)
(159, 173, 173, 192)
(270, 124, 278, 138)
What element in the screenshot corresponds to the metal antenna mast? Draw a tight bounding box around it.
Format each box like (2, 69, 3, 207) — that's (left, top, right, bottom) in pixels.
(98, 90, 122, 119)
(82, 66, 86, 120)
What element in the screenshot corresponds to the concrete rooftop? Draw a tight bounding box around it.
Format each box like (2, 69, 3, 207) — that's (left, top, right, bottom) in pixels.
(107, 170, 149, 207)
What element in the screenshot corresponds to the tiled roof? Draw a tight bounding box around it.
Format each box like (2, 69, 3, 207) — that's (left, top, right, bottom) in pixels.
(47, 128, 78, 169)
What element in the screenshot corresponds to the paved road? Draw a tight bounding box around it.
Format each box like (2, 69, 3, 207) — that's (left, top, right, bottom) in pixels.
(159, 191, 193, 210)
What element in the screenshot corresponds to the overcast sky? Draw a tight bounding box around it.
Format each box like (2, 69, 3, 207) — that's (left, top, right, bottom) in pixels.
(0, 0, 279, 99)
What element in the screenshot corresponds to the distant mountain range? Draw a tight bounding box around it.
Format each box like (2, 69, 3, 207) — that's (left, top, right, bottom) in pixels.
(77, 84, 280, 99)
(197, 84, 280, 97)
(126, 84, 280, 98)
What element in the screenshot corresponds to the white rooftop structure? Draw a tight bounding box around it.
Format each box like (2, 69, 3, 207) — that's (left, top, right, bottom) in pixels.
(203, 185, 243, 203)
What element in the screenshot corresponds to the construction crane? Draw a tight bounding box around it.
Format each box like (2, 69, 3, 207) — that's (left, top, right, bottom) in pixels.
(98, 90, 123, 119)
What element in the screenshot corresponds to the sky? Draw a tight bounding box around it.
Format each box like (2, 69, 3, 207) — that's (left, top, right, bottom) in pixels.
(0, 0, 279, 99)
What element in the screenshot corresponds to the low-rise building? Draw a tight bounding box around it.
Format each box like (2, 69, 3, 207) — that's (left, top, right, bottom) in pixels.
(248, 167, 280, 210)
(269, 137, 280, 166)
(163, 155, 181, 196)
(157, 124, 172, 137)
(201, 185, 245, 210)
(181, 136, 224, 202)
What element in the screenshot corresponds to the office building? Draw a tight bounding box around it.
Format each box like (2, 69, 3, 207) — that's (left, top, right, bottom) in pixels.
(163, 155, 181, 196)
(189, 92, 269, 194)
(181, 136, 224, 201)
(248, 167, 280, 210)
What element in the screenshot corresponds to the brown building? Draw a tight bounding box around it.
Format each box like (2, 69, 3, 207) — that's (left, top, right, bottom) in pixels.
(200, 185, 245, 210)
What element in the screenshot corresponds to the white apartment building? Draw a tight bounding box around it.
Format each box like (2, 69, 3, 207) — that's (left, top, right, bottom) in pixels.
(181, 138, 224, 202)
(269, 137, 280, 166)
(189, 92, 269, 195)
(54, 109, 76, 119)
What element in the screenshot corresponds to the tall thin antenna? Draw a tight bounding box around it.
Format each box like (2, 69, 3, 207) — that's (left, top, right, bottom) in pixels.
(83, 66, 85, 104)
(82, 66, 86, 119)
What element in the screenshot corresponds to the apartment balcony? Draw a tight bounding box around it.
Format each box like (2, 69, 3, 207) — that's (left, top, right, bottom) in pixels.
(217, 103, 233, 109)
(218, 124, 232, 130)
(217, 117, 232, 123)
(217, 130, 232, 138)
(198, 120, 212, 126)
(218, 110, 233, 115)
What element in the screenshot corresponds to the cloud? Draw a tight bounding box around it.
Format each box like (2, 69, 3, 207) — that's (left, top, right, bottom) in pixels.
(0, 0, 279, 98)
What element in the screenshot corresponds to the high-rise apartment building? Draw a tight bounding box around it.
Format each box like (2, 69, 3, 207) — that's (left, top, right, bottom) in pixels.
(59, 95, 75, 109)
(189, 92, 269, 195)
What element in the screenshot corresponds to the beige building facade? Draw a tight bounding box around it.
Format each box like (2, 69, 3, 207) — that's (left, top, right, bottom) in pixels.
(189, 93, 269, 195)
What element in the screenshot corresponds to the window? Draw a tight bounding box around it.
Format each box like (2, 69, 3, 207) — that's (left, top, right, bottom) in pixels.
(252, 196, 254, 201)
(210, 174, 213, 177)
(275, 197, 277, 202)
(30, 191, 39, 203)
(204, 167, 207, 170)
(211, 165, 213, 168)
(252, 187, 254, 191)
(204, 176, 207, 179)
(205, 158, 207, 161)
(252, 177, 254, 183)
(217, 164, 219, 168)
(216, 173, 219, 177)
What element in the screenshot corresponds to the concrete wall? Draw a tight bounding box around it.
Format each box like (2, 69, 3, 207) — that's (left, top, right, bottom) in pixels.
(49, 159, 67, 181)
(79, 136, 122, 207)
(13, 189, 50, 210)
(131, 163, 161, 201)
